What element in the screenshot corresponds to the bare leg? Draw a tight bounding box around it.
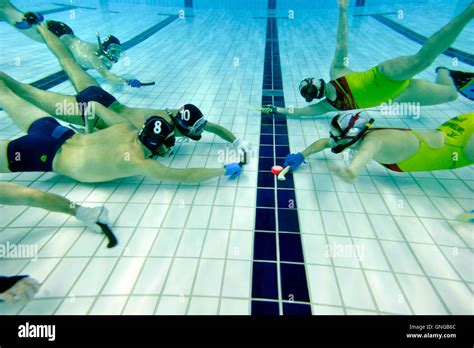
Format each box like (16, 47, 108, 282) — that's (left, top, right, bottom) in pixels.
(394, 79, 458, 106)
(36, 23, 99, 92)
(0, 71, 84, 125)
(0, 0, 43, 42)
(378, 4, 473, 81)
(0, 80, 50, 131)
(0, 182, 78, 215)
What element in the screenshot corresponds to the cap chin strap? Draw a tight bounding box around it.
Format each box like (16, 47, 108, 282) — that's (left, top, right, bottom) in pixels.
(331, 118, 375, 154)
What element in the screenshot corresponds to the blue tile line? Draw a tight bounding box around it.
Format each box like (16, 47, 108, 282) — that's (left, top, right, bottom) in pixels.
(29, 15, 179, 90)
(251, 0, 312, 316)
(372, 14, 474, 66)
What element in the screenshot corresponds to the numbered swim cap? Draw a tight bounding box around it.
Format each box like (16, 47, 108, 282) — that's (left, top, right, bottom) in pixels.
(169, 104, 207, 141)
(330, 112, 374, 154)
(299, 78, 325, 102)
(138, 116, 176, 153)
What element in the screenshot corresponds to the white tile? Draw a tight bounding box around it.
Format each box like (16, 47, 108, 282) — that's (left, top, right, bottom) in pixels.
(186, 205, 212, 229)
(66, 231, 103, 257)
(382, 194, 416, 217)
(312, 305, 345, 315)
(299, 210, 324, 234)
(380, 241, 423, 275)
(192, 259, 225, 297)
(227, 230, 253, 260)
(439, 246, 473, 283)
(214, 187, 236, 206)
(302, 234, 332, 265)
(139, 204, 169, 228)
(432, 279, 473, 314)
(8, 207, 49, 228)
(90, 296, 128, 315)
(149, 228, 183, 257)
(316, 191, 341, 211)
(188, 297, 219, 315)
(209, 206, 233, 229)
(359, 193, 389, 214)
(321, 212, 349, 236)
(133, 258, 172, 295)
(337, 192, 365, 213)
(344, 213, 375, 238)
(365, 271, 411, 314)
(115, 203, 148, 227)
(234, 188, 256, 207)
(219, 299, 250, 315)
(122, 296, 158, 315)
(20, 299, 62, 315)
(70, 258, 117, 297)
(397, 274, 448, 315)
(162, 205, 191, 228)
(421, 219, 465, 247)
(231, 207, 255, 230)
(162, 258, 199, 296)
(306, 265, 342, 306)
(411, 244, 459, 280)
(38, 227, 83, 258)
(201, 229, 230, 259)
(20, 258, 61, 283)
(95, 227, 135, 257)
(102, 257, 145, 295)
(176, 229, 206, 258)
(129, 185, 158, 203)
(354, 238, 390, 271)
(395, 217, 433, 244)
(326, 236, 361, 268)
(55, 297, 95, 315)
(222, 260, 251, 298)
(156, 296, 188, 315)
(369, 215, 404, 241)
(125, 228, 159, 256)
(107, 184, 139, 203)
(335, 267, 376, 310)
(151, 185, 177, 204)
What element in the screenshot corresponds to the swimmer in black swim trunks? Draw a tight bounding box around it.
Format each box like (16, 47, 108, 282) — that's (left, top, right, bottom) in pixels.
(0, 22, 252, 159)
(0, 0, 144, 87)
(0, 78, 243, 183)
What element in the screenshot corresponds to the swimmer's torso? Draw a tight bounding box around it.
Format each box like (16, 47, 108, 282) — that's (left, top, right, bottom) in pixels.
(62, 36, 112, 71)
(53, 123, 146, 182)
(329, 67, 410, 110)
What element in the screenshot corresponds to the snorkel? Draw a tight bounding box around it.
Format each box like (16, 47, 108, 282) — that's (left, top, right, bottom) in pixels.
(96, 32, 123, 63)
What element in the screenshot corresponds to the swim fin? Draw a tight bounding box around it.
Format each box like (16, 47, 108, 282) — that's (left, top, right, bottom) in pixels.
(14, 12, 44, 29)
(448, 69, 474, 101)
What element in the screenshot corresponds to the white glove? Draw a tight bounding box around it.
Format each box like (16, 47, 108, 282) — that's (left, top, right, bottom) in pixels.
(76, 206, 110, 233)
(0, 277, 41, 303)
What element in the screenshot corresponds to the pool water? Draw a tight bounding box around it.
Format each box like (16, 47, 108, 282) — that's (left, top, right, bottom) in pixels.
(0, 0, 472, 315)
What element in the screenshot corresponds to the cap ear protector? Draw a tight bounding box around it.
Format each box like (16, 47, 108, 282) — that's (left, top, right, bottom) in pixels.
(96, 33, 123, 63)
(299, 78, 325, 102)
(168, 104, 208, 141)
(330, 113, 375, 154)
(138, 116, 176, 154)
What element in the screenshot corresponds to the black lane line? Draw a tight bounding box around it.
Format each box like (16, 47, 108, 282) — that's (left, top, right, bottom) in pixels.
(251, 1, 312, 316)
(372, 14, 473, 66)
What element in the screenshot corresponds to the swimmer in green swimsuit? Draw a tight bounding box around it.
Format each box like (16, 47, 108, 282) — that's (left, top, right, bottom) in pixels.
(262, 0, 473, 117)
(282, 111, 474, 183)
(0, 0, 144, 87)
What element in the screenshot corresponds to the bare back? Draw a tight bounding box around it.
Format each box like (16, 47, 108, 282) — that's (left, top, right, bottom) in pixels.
(63, 36, 112, 71)
(53, 123, 147, 182)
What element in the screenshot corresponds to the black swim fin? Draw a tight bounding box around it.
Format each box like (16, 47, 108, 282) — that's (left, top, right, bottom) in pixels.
(97, 222, 118, 248)
(447, 68, 474, 101)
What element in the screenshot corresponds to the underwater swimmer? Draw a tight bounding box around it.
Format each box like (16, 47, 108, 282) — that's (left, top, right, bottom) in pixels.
(0, 23, 250, 160)
(0, 0, 144, 87)
(262, 0, 474, 117)
(0, 80, 243, 184)
(283, 111, 474, 183)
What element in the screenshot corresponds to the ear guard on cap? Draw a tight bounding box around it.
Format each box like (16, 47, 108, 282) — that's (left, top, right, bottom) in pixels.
(299, 78, 325, 102)
(168, 104, 208, 141)
(138, 116, 176, 154)
(330, 113, 375, 154)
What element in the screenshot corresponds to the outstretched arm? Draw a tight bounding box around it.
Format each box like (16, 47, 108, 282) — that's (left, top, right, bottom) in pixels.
(329, 138, 380, 183)
(204, 121, 237, 143)
(302, 138, 333, 158)
(96, 64, 128, 85)
(269, 99, 335, 117)
(141, 160, 227, 183)
(330, 0, 351, 79)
